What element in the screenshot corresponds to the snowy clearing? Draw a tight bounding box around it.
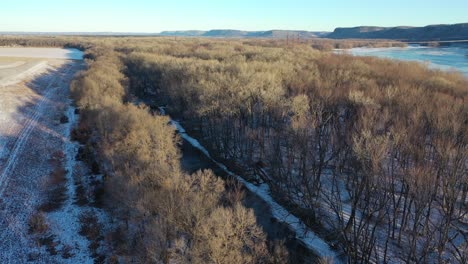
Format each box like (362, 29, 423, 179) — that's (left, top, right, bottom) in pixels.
(0, 50, 100, 262)
(0, 48, 83, 88)
(0, 48, 84, 60)
(0, 60, 26, 69)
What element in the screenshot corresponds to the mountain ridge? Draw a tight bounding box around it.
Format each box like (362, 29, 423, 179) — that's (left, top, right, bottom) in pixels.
(0, 30, 330, 38)
(3, 23, 467, 41)
(159, 29, 330, 38)
(328, 23, 468, 41)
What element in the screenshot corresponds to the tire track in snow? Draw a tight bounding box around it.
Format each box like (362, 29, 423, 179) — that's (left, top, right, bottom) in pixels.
(0, 120, 15, 159)
(0, 88, 32, 160)
(0, 61, 49, 88)
(0, 64, 74, 197)
(0, 62, 77, 262)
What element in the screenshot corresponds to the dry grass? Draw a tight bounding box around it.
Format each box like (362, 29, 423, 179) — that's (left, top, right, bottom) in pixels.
(38, 235, 58, 256)
(28, 211, 58, 256)
(39, 163, 68, 212)
(70, 124, 91, 145)
(79, 211, 104, 260)
(28, 212, 49, 234)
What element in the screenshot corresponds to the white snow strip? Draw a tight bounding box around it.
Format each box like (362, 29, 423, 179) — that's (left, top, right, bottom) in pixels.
(169, 119, 340, 262)
(47, 103, 94, 263)
(0, 48, 84, 60)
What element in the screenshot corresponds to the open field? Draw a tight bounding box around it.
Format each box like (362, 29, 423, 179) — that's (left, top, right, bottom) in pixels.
(0, 48, 83, 60)
(0, 48, 82, 87)
(0, 58, 49, 87)
(0, 48, 100, 262)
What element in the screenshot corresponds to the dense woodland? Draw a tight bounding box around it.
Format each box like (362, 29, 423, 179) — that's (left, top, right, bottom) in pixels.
(69, 45, 289, 263)
(121, 39, 467, 263)
(2, 36, 466, 263)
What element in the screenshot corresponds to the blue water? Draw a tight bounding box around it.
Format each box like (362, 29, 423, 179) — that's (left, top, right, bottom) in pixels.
(346, 45, 468, 77)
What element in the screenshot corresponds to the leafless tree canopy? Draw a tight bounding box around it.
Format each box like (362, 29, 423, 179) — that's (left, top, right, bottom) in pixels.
(4, 36, 466, 263)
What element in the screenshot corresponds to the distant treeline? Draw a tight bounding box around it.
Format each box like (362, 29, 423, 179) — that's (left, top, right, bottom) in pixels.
(308, 38, 407, 50)
(0, 36, 90, 50)
(0, 35, 407, 52)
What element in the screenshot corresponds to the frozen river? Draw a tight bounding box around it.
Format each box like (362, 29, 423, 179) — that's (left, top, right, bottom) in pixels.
(342, 44, 468, 77)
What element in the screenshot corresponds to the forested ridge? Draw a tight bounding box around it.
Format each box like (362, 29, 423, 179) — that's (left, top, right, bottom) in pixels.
(2, 36, 466, 263)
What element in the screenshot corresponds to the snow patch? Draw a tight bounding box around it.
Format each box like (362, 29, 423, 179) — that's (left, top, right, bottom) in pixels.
(0, 60, 26, 69)
(47, 104, 94, 263)
(0, 61, 50, 87)
(0, 48, 84, 60)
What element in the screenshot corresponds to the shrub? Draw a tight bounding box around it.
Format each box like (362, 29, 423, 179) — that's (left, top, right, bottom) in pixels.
(28, 212, 49, 234)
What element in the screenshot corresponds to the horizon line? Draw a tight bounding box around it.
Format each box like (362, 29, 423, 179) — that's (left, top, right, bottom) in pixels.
(1, 22, 466, 35)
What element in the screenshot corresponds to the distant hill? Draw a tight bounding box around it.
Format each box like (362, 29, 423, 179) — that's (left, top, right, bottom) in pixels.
(159, 29, 329, 38)
(260, 30, 330, 38)
(0, 32, 161, 36)
(3, 24, 468, 41)
(159, 30, 206, 37)
(328, 23, 468, 41)
(1, 30, 329, 38)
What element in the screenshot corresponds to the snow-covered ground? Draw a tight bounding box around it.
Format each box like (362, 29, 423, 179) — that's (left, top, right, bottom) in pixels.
(0, 59, 49, 87)
(0, 48, 83, 88)
(0, 48, 83, 60)
(0, 49, 105, 263)
(0, 60, 26, 69)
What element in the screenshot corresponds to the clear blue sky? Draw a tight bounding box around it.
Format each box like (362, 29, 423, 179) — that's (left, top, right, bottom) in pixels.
(0, 0, 467, 32)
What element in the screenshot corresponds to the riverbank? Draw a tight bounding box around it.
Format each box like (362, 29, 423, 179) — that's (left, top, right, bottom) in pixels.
(336, 44, 468, 77)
